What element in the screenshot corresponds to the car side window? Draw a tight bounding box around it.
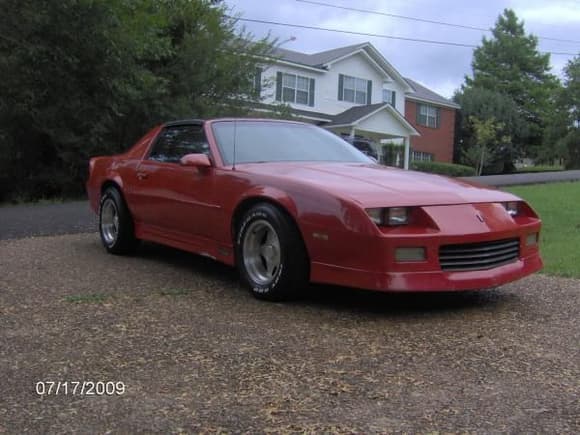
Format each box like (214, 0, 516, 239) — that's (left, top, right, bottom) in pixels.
(148, 125, 210, 163)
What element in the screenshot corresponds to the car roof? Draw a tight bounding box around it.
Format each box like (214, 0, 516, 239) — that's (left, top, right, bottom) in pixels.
(164, 119, 204, 127)
(163, 118, 310, 128)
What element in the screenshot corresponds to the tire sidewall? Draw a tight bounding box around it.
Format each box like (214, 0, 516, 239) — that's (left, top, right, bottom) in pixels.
(98, 187, 139, 255)
(236, 206, 288, 297)
(99, 190, 120, 251)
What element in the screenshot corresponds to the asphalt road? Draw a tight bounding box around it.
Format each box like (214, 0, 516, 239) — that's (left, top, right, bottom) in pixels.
(0, 200, 96, 240)
(1, 234, 578, 433)
(463, 170, 580, 187)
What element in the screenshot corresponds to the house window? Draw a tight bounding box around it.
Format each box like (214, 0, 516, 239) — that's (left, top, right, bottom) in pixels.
(338, 74, 372, 105)
(276, 72, 315, 106)
(417, 104, 440, 128)
(411, 150, 434, 162)
(382, 89, 396, 107)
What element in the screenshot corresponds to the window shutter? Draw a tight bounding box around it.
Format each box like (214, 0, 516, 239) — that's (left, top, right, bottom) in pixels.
(254, 67, 262, 96)
(308, 78, 315, 107)
(416, 104, 421, 124)
(436, 107, 441, 128)
(338, 74, 344, 101)
(366, 80, 372, 104)
(391, 91, 396, 107)
(275, 72, 282, 101)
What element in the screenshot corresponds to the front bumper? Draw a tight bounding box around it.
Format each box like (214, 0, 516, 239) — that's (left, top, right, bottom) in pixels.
(311, 250, 542, 292)
(308, 202, 543, 292)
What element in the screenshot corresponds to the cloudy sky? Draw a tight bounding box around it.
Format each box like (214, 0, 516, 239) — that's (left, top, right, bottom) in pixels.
(224, 0, 580, 98)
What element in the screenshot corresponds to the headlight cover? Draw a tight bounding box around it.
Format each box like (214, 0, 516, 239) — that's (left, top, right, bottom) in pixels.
(387, 207, 408, 225)
(503, 201, 519, 217)
(366, 207, 409, 226)
(366, 208, 384, 225)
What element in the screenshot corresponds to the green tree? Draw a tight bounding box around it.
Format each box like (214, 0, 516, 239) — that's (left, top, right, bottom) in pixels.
(560, 56, 580, 128)
(453, 87, 527, 173)
(0, 0, 273, 201)
(463, 9, 559, 161)
(461, 117, 511, 175)
(541, 89, 569, 165)
(554, 57, 580, 168)
(0, 0, 128, 200)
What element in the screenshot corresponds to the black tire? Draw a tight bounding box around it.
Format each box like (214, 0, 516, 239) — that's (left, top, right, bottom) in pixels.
(98, 187, 139, 255)
(235, 203, 309, 301)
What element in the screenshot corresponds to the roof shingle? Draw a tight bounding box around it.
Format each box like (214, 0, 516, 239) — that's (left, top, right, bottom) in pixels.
(272, 43, 368, 68)
(326, 103, 387, 126)
(405, 78, 460, 109)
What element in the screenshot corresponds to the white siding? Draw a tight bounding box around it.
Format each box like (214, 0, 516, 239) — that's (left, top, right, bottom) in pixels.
(260, 51, 407, 116)
(320, 52, 397, 114)
(357, 110, 410, 137)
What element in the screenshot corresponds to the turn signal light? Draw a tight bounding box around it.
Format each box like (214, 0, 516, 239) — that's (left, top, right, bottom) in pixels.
(395, 247, 426, 262)
(526, 233, 539, 246)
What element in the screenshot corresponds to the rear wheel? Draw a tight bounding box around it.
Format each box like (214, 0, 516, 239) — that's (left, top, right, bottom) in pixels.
(236, 203, 309, 301)
(99, 187, 139, 254)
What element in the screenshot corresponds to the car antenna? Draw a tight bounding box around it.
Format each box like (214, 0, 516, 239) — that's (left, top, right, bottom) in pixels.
(232, 119, 237, 171)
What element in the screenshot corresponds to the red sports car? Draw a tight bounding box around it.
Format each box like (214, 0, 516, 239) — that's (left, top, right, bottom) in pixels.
(87, 118, 542, 300)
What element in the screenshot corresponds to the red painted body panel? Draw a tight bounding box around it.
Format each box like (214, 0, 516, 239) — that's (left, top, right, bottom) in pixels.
(87, 118, 542, 292)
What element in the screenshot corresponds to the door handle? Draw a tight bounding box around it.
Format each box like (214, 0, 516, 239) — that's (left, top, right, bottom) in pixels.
(137, 172, 149, 180)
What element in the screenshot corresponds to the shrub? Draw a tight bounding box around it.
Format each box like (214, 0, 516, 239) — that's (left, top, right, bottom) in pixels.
(410, 161, 477, 177)
(563, 130, 580, 169)
(516, 165, 564, 173)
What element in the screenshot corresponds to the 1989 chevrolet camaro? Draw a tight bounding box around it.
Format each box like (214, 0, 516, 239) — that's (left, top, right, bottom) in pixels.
(87, 118, 542, 300)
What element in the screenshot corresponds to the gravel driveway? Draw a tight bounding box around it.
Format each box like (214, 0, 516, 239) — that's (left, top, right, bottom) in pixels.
(1, 233, 579, 433)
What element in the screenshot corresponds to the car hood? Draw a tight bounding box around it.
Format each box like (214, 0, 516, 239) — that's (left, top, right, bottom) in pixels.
(236, 162, 519, 207)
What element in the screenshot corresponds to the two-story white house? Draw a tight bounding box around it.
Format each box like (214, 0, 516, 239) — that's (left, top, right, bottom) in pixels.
(254, 42, 459, 169)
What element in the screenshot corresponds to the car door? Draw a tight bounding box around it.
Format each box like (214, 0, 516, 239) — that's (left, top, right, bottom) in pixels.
(130, 123, 219, 239)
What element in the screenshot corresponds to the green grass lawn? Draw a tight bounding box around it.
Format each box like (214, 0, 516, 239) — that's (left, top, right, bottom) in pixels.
(506, 181, 580, 278)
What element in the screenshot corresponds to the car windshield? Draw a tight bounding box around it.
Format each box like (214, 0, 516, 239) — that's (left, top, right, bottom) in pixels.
(212, 121, 372, 165)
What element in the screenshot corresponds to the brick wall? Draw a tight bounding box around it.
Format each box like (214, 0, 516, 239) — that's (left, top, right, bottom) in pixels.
(404, 100, 456, 163)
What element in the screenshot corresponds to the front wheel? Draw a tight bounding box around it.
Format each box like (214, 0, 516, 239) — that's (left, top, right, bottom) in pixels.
(99, 187, 139, 255)
(235, 203, 309, 301)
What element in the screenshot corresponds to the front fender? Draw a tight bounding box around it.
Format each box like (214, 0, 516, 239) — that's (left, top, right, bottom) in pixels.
(232, 182, 379, 270)
(235, 186, 299, 219)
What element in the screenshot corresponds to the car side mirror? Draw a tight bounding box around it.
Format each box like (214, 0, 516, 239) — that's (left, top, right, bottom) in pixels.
(180, 153, 211, 168)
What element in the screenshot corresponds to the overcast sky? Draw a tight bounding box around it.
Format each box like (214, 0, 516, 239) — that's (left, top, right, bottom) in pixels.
(224, 0, 580, 98)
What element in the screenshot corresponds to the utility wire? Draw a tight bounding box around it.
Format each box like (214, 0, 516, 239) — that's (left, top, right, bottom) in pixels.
(296, 0, 580, 45)
(231, 16, 579, 56)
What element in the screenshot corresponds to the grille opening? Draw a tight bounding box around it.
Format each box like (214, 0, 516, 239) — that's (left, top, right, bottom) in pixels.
(439, 238, 520, 272)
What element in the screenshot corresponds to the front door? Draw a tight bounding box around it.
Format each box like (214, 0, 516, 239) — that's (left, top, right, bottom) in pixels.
(130, 123, 219, 240)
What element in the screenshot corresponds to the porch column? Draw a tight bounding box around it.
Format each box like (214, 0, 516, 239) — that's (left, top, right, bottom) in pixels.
(403, 136, 410, 170)
(349, 127, 356, 140)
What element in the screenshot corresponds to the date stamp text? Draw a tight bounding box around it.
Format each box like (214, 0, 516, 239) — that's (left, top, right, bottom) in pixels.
(35, 381, 126, 396)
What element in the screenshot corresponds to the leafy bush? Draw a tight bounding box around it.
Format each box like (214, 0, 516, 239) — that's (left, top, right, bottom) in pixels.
(516, 165, 564, 173)
(381, 143, 404, 167)
(562, 130, 580, 169)
(410, 161, 477, 177)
